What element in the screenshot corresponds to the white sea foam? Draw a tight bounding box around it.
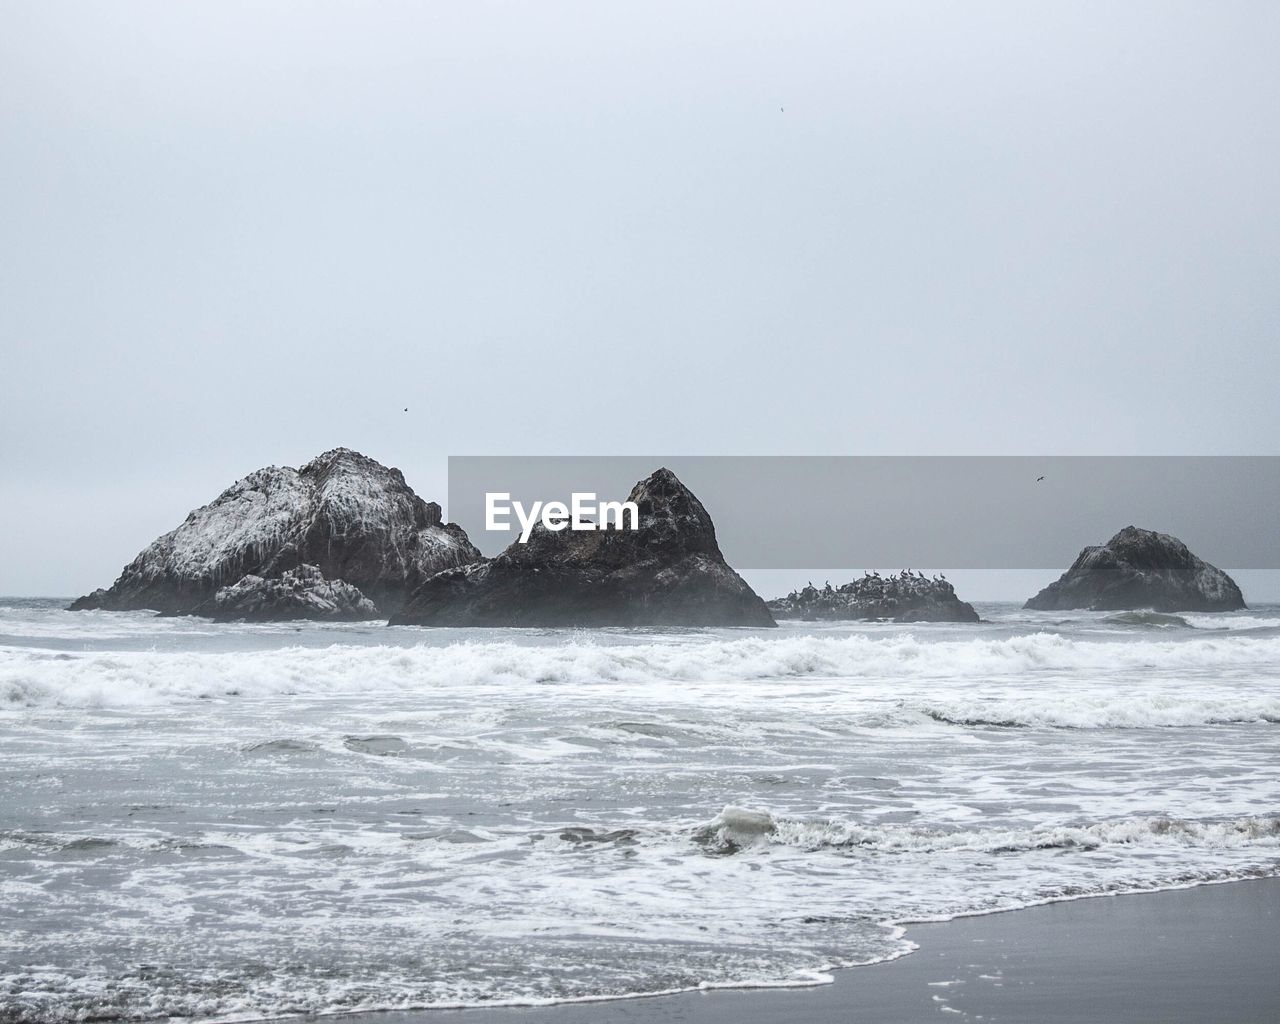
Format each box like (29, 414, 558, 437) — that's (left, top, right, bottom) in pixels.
(3, 632, 1279, 709)
(760, 811, 1280, 854)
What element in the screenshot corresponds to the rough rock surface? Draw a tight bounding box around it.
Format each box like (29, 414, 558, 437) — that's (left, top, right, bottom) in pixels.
(196, 564, 378, 622)
(1025, 526, 1245, 612)
(391, 468, 776, 627)
(768, 572, 980, 623)
(70, 448, 478, 616)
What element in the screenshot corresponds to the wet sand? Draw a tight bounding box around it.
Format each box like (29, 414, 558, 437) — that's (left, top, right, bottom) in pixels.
(335, 876, 1280, 1024)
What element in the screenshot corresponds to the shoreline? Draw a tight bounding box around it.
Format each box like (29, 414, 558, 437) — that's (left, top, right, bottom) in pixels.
(308, 875, 1280, 1024)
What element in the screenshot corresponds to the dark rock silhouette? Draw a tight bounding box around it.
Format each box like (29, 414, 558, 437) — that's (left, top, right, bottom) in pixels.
(1025, 526, 1245, 612)
(768, 572, 979, 623)
(197, 564, 378, 622)
(391, 468, 775, 627)
(70, 448, 478, 616)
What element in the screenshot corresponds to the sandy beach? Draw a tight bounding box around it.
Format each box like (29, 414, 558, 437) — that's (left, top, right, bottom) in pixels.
(343, 877, 1279, 1024)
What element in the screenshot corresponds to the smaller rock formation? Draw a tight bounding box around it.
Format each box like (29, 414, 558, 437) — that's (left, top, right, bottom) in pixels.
(1025, 526, 1245, 612)
(391, 468, 775, 627)
(768, 572, 980, 623)
(197, 565, 378, 622)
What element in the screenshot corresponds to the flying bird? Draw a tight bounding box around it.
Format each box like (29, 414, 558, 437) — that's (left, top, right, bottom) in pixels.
(1036, 475, 1045, 482)
(403, 407, 409, 412)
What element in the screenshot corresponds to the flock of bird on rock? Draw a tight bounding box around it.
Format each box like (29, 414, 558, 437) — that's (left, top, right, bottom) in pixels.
(769, 570, 963, 620)
(795, 570, 956, 602)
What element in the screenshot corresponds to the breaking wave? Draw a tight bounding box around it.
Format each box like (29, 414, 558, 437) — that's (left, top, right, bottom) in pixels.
(914, 695, 1280, 729)
(697, 806, 1280, 857)
(1096, 610, 1280, 632)
(1103, 611, 1193, 628)
(1181, 613, 1280, 631)
(4, 632, 1280, 708)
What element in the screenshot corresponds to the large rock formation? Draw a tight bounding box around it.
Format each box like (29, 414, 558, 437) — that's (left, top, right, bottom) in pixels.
(391, 468, 776, 627)
(1025, 526, 1245, 612)
(768, 572, 980, 623)
(197, 565, 379, 622)
(70, 448, 479, 616)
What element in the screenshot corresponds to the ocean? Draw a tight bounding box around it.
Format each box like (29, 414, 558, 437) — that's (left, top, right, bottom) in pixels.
(2, 599, 1278, 1022)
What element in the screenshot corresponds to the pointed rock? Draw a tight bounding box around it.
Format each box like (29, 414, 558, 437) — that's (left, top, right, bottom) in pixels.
(391, 468, 776, 627)
(1025, 526, 1245, 612)
(70, 448, 479, 615)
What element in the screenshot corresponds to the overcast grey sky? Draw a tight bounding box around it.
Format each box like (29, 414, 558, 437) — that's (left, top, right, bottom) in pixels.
(2, 2, 1278, 595)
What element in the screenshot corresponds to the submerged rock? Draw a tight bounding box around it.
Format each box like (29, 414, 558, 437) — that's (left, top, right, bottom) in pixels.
(768, 572, 980, 623)
(197, 565, 378, 622)
(391, 468, 776, 627)
(1025, 526, 1245, 612)
(70, 448, 479, 616)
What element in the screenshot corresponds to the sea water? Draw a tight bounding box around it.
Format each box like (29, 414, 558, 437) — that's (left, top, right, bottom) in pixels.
(1, 599, 1278, 1021)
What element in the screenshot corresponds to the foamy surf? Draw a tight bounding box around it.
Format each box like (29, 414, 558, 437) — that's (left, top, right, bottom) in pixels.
(4, 630, 1280, 708)
(2, 601, 1278, 1022)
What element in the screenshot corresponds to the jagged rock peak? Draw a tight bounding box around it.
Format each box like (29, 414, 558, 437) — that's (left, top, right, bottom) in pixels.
(392, 467, 775, 628)
(299, 448, 444, 528)
(624, 467, 721, 556)
(70, 449, 478, 616)
(1025, 526, 1245, 612)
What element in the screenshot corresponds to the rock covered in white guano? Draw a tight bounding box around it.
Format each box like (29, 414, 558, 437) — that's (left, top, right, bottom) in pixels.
(199, 564, 378, 621)
(70, 448, 479, 615)
(391, 468, 776, 627)
(1025, 526, 1245, 612)
(768, 572, 980, 623)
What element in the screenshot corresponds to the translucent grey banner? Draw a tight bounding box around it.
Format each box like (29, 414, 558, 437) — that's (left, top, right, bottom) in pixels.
(446, 456, 1280, 569)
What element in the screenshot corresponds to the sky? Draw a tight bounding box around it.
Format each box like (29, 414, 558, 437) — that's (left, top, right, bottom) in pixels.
(2, 2, 1278, 596)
